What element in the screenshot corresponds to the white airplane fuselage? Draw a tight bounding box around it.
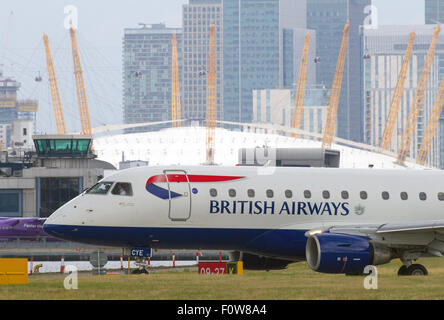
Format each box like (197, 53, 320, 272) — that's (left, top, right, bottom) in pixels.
(43, 165, 444, 264)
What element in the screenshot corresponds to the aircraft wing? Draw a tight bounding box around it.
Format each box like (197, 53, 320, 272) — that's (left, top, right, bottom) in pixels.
(306, 220, 444, 257)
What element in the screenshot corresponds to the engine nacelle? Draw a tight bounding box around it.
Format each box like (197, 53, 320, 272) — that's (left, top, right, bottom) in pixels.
(305, 233, 391, 274)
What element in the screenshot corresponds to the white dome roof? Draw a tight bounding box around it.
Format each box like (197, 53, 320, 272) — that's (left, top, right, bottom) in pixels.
(94, 126, 426, 170)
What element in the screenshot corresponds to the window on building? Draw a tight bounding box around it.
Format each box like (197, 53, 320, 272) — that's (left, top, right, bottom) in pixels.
(39, 177, 82, 218)
(0, 190, 22, 217)
(111, 183, 133, 196)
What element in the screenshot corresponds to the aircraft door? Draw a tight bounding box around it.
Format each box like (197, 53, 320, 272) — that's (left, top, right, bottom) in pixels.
(164, 170, 191, 221)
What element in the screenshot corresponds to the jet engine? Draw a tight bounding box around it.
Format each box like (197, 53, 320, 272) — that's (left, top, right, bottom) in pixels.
(305, 233, 392, 274)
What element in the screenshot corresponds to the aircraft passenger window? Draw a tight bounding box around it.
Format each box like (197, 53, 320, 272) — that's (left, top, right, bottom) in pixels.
(228, 189, 236, 197)
(304, 190, 311, 199)
(419, 192, 427, 201)
(438, 192, 444, 201)
(247, 189, 255, 197)
(210, 188, 217, 197)
(266, 189, 274, 198)
(86, 182, 113, 195)
(400, 192, 408, 200)
(322, 191, 330, 199)
(111, 183, 133, 196)
(382, 191, 389, 200)
(285, 190, 292, 198)
(341, 191, 349, 199)
(360, 191, 368, 200)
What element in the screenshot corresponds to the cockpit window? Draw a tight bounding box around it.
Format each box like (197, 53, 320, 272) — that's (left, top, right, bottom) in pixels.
(86, 182, 114, 195)
(111, 183, 133, 196)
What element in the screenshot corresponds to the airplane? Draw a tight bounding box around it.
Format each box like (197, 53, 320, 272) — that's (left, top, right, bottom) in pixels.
(43, 165, 444, 276)
(0, 217, 60, 242)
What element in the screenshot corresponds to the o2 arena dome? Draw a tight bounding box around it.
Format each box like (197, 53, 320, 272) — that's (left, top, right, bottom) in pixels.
(93, 125, 427, 170)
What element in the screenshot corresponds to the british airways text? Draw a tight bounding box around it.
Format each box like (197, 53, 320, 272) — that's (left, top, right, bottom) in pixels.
(209, 200, 350, 216)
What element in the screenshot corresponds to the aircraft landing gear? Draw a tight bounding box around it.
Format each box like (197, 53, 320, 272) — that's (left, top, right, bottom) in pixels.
(398, 264, 428, 276)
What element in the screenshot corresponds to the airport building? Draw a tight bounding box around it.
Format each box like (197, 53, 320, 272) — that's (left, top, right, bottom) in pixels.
(363, 25, 442, 168)
(0, 135, 115, 218)
(252, 87, 329, 137)
(307, 0, 370, 143)
(122, 23, 182, 133)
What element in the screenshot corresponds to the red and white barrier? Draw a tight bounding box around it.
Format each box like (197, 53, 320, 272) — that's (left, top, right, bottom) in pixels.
(29, 257, 33, 275)
(120, 254, 123, 271)
(172, 252, 176, 268)
(60, 255, 65, 273)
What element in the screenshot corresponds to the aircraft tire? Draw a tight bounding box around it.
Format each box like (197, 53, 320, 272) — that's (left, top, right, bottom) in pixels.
(397, 265, 408, 276)
(406, 264, 428, 276)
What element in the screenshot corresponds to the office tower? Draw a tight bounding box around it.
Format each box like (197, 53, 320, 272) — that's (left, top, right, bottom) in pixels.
(122, 23, 182, 132)
(363, 25, 440, 167)
(307, 0, 370, 143)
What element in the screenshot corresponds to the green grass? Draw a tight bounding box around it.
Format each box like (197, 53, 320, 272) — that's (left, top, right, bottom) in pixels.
(2, 259, 444, 300)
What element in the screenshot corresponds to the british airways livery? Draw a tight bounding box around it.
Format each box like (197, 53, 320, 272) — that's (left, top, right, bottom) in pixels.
(43, 165, 444, 276)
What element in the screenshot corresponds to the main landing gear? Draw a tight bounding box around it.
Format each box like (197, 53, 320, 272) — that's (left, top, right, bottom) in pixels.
(398, 255, 428, 276)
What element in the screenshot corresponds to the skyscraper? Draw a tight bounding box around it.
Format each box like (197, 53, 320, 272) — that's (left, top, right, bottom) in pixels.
(363, 25, 441, 167)
(223, 0, 314, 124)
(182, 0, 223, 123)
(425, 0, 444, 168)
(307, 0, 370, 143)
(122, 23, 182, 133)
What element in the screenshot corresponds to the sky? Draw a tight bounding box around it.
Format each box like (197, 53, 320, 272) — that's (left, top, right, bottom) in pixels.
(0, 0, 426, 134)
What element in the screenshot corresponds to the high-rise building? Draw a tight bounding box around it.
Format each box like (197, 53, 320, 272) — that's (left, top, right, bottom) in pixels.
(222, 0, 315, 124)
(181, 0, 315, 125)
(307, 0, 370, 143)
(425, 0, 444, 168)
(363, 25, 441, 167)
(0, 73, 38, 148)
(122, 23, 182, 133)
(253, 87, 329, 136)
(182, 0, 223, 123)
(425, 0, 444, 24)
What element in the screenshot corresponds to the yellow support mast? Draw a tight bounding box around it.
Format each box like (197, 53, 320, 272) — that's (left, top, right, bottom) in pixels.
(397, 24, 440, 164)
(380, 32, 415, 151)
(69, 26, 92, 135)
(322, 22, 349, 149)
(43, 33, 67, 135)
(416, 75, 444, 165)
(291, 33, 310, 138)
(171, 33, 181, 128)
(206, 24, 216, 165)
